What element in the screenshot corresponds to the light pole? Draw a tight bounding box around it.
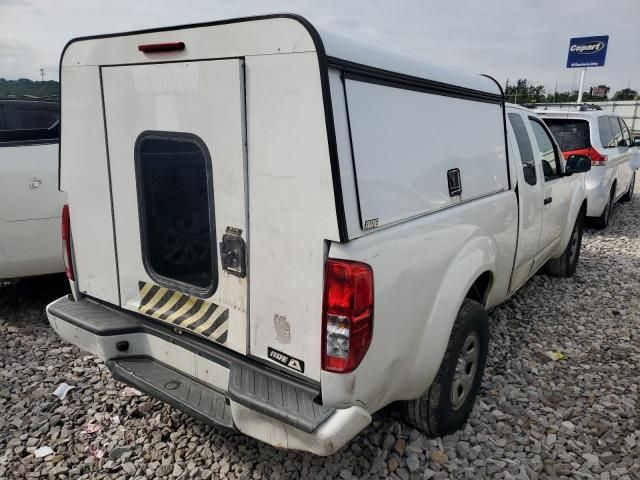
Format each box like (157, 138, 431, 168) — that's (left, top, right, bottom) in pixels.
(576, 68, 586, 104)
(40, 69, 45, 81)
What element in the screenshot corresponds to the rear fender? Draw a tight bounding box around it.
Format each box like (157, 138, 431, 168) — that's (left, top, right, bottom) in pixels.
(406, 234, 497, 399)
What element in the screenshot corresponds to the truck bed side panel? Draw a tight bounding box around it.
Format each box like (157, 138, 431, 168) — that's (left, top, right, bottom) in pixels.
(323, 191, 517, 411)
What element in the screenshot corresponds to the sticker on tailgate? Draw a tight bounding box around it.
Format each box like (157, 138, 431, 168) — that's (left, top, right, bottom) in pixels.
(138, 281, 229, 345)
(268, 347, 305, 373)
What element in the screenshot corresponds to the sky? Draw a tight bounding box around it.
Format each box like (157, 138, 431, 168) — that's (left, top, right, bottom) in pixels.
(1, 0, 639, 94)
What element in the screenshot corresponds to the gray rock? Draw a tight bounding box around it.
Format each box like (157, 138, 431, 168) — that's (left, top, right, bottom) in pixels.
(109, 446, 132, 460)
(406, 453, 420, 472)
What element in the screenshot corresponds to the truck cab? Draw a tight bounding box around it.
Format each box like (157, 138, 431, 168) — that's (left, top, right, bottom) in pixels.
(505, 103, 589, 290)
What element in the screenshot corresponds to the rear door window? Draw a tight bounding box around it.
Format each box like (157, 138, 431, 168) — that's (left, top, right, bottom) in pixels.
(618, 118, 631, 147)
(12, 104, 59, 129)
(608, 116, 623, 148)
(0, 102, 59, 145)
(529, 118, 562, 180)
(508, 112, 537, 186)
(136, 132, 217, 296)
(543, 118, 590, 151)
(598, 116, 614, 148)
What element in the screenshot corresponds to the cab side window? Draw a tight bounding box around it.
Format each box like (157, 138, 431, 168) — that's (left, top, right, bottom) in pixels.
(508, 113, 537, 186)
(529, 118, 561, 180)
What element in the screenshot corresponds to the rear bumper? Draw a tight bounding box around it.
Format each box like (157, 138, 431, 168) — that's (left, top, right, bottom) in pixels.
(46, 296, 370, 456)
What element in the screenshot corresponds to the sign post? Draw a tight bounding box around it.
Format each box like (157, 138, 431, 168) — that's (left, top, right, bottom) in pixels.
(566, 35, 609, 104)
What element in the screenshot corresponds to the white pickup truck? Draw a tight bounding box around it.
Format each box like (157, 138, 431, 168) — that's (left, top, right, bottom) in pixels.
(46, 15, 590, 455)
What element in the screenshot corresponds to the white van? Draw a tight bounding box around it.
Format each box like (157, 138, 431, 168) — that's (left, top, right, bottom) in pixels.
(535, 106, 638, 228)
(47, 15, 590, 455)
(0, 100, 65, 279)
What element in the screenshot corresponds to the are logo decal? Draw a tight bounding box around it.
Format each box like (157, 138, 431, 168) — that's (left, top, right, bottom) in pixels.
(363, 218, 379, 230)
(268, 347, 305, 373)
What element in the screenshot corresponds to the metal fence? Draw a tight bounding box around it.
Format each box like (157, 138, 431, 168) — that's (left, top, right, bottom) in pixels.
(590, 100, 640, 135)
(527, 100, 640, 135)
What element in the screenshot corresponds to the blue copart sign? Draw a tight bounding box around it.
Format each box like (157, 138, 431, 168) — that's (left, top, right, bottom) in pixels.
(566, 36, 609, 68)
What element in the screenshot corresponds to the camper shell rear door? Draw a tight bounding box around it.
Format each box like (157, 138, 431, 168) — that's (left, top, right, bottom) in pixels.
(102, 59, 248, 355)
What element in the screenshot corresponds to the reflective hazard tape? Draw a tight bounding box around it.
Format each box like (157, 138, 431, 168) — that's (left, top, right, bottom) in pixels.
(137, 281, 229, 345)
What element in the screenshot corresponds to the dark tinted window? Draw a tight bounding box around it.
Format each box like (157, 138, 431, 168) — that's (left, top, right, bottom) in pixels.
(543, 118, 590, 151)
(608, 117, 623, 147)
(14, 104, 59, 129)
(0, 107, 6, 130)
(136, 133, 217, 295)
(529, 118, 561, 179)
(598, 116, 614, 148)
(0, 101, 59, 145)
(508, 113, 537, 186)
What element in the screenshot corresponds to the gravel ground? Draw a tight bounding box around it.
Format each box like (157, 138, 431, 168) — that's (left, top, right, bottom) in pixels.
(1, 180, 639, 480)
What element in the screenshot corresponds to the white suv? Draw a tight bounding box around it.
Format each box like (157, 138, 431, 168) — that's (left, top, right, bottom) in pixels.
(0, 99, 66, 279)
(536, 107, 637, 228)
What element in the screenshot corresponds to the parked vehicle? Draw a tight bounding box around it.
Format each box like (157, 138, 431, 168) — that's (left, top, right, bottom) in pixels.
(46, 15, 590, 455)
(0, 99, 65, 279)
(533, 106, 637, 228)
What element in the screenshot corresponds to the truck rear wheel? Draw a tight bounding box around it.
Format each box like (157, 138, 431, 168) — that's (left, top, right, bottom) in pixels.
(403, 299, 489, 436)
(544, 210, 584, 277)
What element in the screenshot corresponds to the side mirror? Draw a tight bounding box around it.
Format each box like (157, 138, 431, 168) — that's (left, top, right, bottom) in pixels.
(634, 136, 640, 147)
(565, 154, 592, 175)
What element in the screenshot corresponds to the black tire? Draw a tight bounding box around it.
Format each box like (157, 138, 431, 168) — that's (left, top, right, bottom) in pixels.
(545, 210, 584, 277)
(594, 187, 615, 229)
(403, 299, 489, 436)
(621, 173, 635, 203)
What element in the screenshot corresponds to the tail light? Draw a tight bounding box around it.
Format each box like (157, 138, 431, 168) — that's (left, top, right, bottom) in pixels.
(563, 147, 607, 166)
(61, 204, 74, 281)
(586, 147, 608, 166)
(322, 259, 373, 373)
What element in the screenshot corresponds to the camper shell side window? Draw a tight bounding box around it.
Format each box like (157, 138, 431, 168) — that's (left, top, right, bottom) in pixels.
(135, 131, 218, 297)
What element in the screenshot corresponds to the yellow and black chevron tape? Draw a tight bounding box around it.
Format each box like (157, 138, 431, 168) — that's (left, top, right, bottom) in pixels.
(137, 281, 229, 345)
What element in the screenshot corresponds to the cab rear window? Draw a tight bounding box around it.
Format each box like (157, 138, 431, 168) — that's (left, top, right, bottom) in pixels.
(543, 119, 590, 151)
(135, 132, 217, 296)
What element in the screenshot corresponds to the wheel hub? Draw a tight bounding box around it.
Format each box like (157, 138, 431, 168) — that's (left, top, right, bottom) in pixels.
(451, 331, 480, 411)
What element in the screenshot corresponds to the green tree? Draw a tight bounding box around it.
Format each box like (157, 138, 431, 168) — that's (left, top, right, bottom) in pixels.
(0, 78, 59, 99)
(611, 88, 638, 101)
(505, 78, 546, 104)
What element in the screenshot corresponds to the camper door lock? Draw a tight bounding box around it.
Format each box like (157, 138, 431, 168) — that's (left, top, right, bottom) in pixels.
(220, 233, 246, 278)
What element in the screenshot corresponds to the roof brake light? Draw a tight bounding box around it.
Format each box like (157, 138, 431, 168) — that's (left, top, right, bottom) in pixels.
(138, 42, 185, 53)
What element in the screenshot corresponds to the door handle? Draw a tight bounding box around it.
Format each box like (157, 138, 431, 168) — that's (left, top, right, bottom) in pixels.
(544, 197, 552, 205)
(29, 177, 42, 190)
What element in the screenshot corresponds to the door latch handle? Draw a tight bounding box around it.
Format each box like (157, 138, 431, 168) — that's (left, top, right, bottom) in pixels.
(29, 177, 42, 190)
(220, 232, 246, 278)
(544, 197, 552, 205)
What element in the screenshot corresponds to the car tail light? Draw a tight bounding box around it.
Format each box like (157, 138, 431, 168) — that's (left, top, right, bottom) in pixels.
(563, 147, 608, 166)
(322, 259, 373, 373)
(586, 147, 608, 166)
(61, 204, 74, 281)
